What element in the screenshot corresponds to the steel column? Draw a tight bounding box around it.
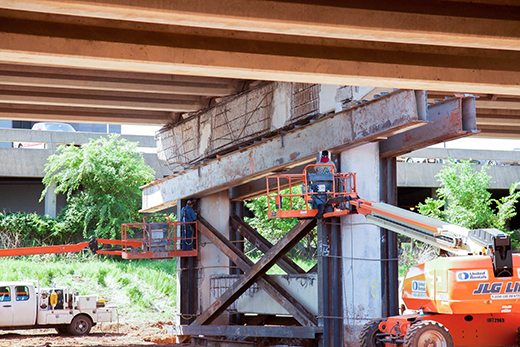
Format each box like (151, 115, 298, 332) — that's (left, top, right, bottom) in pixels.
(178, 199, 198, 325)
(229, 201, 245, 325)
(380, 157, 399, 317)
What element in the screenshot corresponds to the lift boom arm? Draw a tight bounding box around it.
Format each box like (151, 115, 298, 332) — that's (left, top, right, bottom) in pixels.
(0, 238, 143, 257)
(350, 199, 513, 277)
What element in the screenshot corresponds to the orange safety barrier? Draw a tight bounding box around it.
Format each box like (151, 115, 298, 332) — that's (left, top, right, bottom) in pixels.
(120, 216, 198, 259)
(266, 164, 358, 219)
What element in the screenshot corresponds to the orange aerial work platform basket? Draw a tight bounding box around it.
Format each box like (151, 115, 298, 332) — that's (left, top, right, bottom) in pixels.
(120, 216, 198, 259)
(266, 164, 359, 219)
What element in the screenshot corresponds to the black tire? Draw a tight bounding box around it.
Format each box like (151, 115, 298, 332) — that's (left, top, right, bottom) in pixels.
(404, 320, 453, 347)
(359, 318, 386, 347)
(55, 326, 69, 335)
(67, 314, 93, 336)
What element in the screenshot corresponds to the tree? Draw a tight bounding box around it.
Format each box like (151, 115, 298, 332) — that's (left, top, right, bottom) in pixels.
(418, 159, 520, 231)
(41, 134, 155, 239)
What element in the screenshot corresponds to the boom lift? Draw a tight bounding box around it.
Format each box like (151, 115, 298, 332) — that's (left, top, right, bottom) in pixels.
(266, 165, 519, 347)
(0, 216, 198, 259)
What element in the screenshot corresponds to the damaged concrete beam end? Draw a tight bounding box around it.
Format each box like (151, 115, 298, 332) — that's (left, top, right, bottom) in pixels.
(141, 89, 427, 212)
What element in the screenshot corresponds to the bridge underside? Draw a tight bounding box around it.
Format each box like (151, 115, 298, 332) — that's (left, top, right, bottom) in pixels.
(0, 1, 518, 136)
(0, 1, 518, 345)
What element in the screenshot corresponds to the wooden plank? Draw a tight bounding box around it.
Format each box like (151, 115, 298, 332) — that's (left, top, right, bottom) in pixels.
(196, 217, 317, 327)
(230, 215, 305, 274)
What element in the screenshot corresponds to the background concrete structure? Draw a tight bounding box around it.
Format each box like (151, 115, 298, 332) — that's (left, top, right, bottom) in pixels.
(0, 129, 168, 216)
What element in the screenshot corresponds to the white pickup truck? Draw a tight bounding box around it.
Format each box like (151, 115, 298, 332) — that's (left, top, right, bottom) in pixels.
(0, 281, 117, 335)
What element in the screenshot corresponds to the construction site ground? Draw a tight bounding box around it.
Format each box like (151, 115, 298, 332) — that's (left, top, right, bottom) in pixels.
(0, 322, 185, 347)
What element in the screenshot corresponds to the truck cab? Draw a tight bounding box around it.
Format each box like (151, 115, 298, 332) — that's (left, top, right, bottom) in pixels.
(0, 281, 116, 335)
(0, 282, 37, 326)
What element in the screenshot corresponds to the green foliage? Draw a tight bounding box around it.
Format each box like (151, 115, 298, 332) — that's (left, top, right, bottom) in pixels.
(244, 186, 317, 259)
(417, 159, 520, 240)
(0, 212, 75, 248)
(40, 134, 155, 239)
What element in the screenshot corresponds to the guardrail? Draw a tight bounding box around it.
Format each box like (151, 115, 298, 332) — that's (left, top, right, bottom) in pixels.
(399, 148, 520, 166)
(397, 148, 520, 189)
(0, 128, 155, 149)
(0, 129, 169, 179)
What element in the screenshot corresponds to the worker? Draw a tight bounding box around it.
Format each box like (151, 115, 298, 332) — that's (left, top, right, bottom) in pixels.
(314, 150, 336, 174)
(309, 150, 336, 217)
(180, 199, 197, 251)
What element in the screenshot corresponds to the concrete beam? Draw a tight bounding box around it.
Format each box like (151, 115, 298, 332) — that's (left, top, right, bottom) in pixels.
(0, 105, 172, 124)
(3, 0, 519, 51)
(1, 14, 520, 95)
(141, 89, 427, 212)
(0, 90, 201, 112)
(380, 96, 478, 157)
(0, 71, 235, 96)
(477, 127, 520, 139)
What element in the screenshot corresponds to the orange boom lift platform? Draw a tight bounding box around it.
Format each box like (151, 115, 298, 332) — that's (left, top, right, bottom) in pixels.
(0, 216, 198, 259)
(266, 164, 519, 347)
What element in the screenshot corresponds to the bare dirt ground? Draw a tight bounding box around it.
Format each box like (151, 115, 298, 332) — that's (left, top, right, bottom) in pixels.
(0, 322, 187, 347)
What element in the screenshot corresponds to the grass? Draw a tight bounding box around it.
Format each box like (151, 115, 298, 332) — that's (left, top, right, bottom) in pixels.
(0, 254, 177, 322)
(1, 252, 317, 323)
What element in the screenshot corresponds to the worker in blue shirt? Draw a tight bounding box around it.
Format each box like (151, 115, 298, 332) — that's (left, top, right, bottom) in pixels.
(180, 199, 197, 251)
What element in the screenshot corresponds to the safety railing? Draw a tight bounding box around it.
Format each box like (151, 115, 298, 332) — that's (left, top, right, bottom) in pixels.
(121, 216, 197, 259)
(266, 164, 358, 219)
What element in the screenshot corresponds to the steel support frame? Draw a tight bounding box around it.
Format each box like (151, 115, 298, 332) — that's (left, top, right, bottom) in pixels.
(317, 216, 343, 347)
(317, 153, 343, 347)
(195, 216, 318, 327)
(379, 96, 477, 158)
(178, 199, 198, 325)
(380, 157, 399, 317)
(229, 201, 245, 325)
(171, 325, 321, 339)
(230, 215, 305, 275)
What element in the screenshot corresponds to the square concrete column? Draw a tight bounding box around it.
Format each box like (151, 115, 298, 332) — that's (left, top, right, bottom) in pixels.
(199, 190, 230, 325)
(44, 182, 57, 218)
(340, 143, 382, 342)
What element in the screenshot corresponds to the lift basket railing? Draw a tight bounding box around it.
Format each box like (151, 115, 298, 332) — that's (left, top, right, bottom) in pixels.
(121, 215, 198, 259)
(266, 164, 358, 219)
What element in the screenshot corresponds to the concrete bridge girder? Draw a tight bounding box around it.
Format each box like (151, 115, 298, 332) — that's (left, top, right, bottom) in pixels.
(2, 0, 519, 52)
(0, 5, 520, 96)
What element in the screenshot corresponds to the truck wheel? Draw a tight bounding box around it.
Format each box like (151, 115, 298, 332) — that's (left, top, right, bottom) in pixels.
(55, 326, 69, 335)
(404, 320, 453, 347)
(67, 315, 92, 336)
(359, 318, 385, 347)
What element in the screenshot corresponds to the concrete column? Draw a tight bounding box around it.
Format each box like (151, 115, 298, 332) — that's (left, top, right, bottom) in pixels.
(340, 143, 382, 342)
(199, 190, 230, 325)
(44, 182, 57, 218)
